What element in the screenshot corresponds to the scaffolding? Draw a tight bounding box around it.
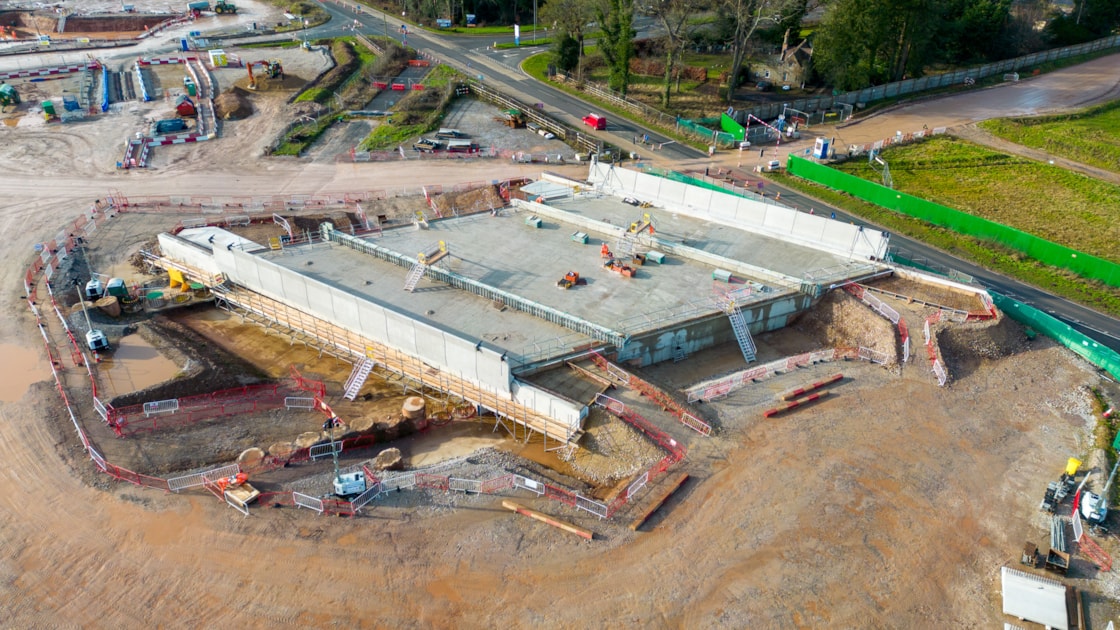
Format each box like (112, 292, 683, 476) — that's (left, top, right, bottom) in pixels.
(207, 284, 581, 445)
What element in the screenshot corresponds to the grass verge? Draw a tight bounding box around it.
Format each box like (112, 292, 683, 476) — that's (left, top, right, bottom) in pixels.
(978, 99, 1120, 174)
(358, 65, 466, 151)
(770, 171, 1120, 318)
(831, 136, 1120, 263)
(520, 51, 710, 153)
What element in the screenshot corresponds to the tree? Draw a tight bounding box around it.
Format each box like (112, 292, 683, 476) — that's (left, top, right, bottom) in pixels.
(552, 32, 581, 72)
(812, 0, 941, 89)
(595, 0, 636, 94)
(540, 0, 596, 57)
(643, 0, 706, 108)
(718, 0, 806, 102)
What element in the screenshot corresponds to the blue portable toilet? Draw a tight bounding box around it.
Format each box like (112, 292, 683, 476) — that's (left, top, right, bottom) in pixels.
(180, 38, 189, 51)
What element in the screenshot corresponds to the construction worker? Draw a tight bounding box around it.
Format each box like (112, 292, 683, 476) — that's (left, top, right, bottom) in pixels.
(600, 243, 611, 258)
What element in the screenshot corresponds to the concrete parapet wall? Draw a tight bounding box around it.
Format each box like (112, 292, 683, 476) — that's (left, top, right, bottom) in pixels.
(512, 199, 800, 287)
(587, 162, 890, 261)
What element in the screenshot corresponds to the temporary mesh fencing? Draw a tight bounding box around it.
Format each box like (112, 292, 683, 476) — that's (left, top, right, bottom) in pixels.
(587, 351, 711, 436)
(889, 250, 1117, 381)
(685, 347, 861, 402)
(786, 155, 1120, 287)
(990, 292, 1120, 382)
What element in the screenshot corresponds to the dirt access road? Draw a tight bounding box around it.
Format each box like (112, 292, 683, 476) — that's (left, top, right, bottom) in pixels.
(2, 33, 1120, 628)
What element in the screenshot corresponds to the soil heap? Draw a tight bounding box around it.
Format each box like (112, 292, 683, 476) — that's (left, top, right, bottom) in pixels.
(214, 90, 253, 120)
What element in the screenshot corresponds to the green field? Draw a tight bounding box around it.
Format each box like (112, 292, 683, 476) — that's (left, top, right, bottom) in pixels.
(833, 136, 1120, 263)
(979, 100, 1120, 174)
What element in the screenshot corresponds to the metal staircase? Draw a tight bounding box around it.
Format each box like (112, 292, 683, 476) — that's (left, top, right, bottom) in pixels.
(672, 345, 688, 363)
(343, 358, 375, 400)
(402, 262, 428, 292)
(727, 304, 757, 363)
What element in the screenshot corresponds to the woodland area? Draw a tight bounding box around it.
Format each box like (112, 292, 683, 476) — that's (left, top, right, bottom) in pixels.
(362, 0, 1120, 105)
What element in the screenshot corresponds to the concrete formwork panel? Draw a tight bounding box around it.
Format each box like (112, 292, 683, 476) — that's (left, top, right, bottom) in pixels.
(587, 163, 890, 260)
(332, 291, 362, 332)
(385, 311, 418, 356)
(415, 323, 448, 367)
(356, 299, 389, 342)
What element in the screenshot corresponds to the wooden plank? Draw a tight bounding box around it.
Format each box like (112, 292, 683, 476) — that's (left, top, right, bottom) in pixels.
(630, 473, 689, 531)
(502, 500, 593, 540)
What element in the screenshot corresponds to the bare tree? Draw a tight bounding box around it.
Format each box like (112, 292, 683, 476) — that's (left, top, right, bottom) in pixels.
(540, 0, 596, 56)
(720, 0, 806, 102)
(642, 0, 707, 108)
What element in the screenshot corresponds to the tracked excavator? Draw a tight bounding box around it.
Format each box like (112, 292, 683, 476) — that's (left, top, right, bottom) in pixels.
(247, 59, 283, 90)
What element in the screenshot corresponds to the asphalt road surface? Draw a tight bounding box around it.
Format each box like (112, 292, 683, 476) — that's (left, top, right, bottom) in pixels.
(306, 4, 1120, 354)
(308, 1, 702, 160)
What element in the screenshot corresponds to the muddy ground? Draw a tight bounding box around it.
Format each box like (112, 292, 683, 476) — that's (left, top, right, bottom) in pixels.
(1, 25, 1120, 629)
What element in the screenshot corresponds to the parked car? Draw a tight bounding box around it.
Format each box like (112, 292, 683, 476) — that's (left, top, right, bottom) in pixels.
(755, 81, 772, 91)
(526, 122, 556, 140)
(581, 113, 607, 130)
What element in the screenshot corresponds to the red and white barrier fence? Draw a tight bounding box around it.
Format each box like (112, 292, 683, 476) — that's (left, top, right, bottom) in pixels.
(685, 347, 860, 402)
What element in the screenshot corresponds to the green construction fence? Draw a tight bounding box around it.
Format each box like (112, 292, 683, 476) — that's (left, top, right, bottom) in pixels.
(786, 155, 1120, 287)
(890, 252, 1120, 381)
(989, 292, 1120, 382)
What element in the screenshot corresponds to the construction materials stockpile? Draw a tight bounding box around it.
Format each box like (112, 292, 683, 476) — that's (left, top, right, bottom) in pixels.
(214, 90, 253, 120)
(431, 185, 505, 216)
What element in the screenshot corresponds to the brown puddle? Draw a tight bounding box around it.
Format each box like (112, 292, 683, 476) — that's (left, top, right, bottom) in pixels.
(1, 117, 18, 127)
(0, 344, 49, 402)
(98, 334, 180, 398)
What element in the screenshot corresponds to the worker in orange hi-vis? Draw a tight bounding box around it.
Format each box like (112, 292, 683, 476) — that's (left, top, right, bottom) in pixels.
(600, 243, 610, 258)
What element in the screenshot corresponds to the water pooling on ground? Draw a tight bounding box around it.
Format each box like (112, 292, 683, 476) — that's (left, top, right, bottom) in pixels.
(98, 334, 180, 398)
(0, 344, 48, 402)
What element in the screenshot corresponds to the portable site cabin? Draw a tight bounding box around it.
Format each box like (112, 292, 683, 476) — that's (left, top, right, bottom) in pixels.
(175, 95, 197, 117)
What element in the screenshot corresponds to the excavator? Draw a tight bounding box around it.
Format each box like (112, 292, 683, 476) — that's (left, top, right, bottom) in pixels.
(247, 59, 283, 90)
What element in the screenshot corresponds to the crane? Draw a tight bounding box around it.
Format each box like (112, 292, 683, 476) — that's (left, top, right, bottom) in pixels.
(246, 59, 283, 90)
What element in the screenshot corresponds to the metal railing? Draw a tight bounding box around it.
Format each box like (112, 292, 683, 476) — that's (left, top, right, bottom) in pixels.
(325, 226, 629, 348)
(167, 463, 241, 493)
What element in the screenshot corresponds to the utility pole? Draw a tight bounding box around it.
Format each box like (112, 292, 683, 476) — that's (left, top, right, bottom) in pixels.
(532, 0, 537, 42)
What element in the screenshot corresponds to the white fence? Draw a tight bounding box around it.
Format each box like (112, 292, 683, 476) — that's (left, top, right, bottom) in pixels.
(513, 474, 545, 495)
(225, 492, 250, 516)
(350, 482, 382, 513)
(686, 347, 856, 402)
(309, 440, 343, 460)
(932, 360, 948, 386)
(167, 463, 241, 493)
(449, 477, 483, 493)
(143, 398, 179, 416)
(92, 396, 108, 422)
(858, 346, 890, 365)
(284, 396, 317, 410)
(293, 491, 324, 514)
(626, 472, 649, 499)
(379, 472, 417, 492)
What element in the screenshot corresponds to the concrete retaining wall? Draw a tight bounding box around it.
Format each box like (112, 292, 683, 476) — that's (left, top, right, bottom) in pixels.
(157, 234, 585, 431)
(618, 291, 812, 366)
(587, 163, 890, 261)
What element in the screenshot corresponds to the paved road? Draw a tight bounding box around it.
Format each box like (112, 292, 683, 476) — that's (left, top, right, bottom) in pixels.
(754, 177, 1120, 352)
(301, 3, 1120, 354)
(307, 1, 702, 160)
